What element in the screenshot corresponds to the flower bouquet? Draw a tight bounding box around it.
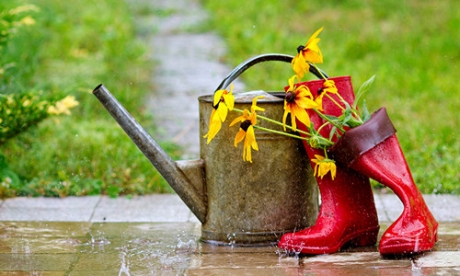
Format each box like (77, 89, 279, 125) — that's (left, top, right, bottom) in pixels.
(204, 28, 438, 255)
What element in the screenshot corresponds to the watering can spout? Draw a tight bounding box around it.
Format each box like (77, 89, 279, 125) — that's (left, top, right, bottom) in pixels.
(92, 84, 207, 223)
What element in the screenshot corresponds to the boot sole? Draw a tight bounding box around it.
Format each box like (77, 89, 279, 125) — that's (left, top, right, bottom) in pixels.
(278, 225, 380, 255)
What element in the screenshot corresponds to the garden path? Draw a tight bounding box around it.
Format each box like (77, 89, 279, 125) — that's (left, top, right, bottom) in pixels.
(137, 0, 244, 159)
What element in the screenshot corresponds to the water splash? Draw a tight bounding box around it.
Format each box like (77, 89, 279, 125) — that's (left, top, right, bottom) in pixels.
(11, 238, 32, 254)
(175, 236, 197, 254)
(226, 233, 236, 247)
(89, 230, 111, 245)
(411, 258, 422, 275)
(118, 247, 131, 276)
(276, 248, 301, 266)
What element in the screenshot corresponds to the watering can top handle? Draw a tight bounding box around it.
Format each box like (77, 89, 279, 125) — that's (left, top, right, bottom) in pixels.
(214, 53, 329, 91)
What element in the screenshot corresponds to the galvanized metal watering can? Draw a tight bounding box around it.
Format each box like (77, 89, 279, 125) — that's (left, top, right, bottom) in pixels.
(93, 54, 324, 246)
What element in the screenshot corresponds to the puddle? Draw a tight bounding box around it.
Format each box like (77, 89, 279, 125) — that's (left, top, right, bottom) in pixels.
(0, 222, 459, 274)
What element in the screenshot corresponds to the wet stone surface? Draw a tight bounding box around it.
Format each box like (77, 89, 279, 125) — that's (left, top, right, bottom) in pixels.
(0, 221, 459, 274)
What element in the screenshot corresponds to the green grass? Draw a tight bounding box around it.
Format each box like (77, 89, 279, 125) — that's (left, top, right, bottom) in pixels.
(0, 0, 178, 197)
(199, 0, 460, 194)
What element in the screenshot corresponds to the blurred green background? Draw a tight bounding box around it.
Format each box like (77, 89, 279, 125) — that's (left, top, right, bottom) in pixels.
(0, 0, 178, 197)
(200, 0, 460, 194)
(0, 0, 458, 197)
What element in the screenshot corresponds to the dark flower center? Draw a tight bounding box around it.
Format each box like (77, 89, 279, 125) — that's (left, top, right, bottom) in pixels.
(317, 87, 324, 95)
(285, 91, 296, 103)
(297, 45, 305, 53)
(240, 120, 252, 131)
(212, 96, 225, 110)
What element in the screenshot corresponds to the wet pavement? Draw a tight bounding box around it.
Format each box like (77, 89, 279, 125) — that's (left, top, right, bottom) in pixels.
(0, 194, 459, 275)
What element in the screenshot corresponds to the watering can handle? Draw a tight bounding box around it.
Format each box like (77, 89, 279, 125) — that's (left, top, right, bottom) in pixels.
(214, 53, 329, 91)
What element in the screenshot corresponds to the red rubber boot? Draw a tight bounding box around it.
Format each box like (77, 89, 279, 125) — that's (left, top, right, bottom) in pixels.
(330, 108, 438, 255)
(277, 147, 380, 254)
(278, 76, 380, 254)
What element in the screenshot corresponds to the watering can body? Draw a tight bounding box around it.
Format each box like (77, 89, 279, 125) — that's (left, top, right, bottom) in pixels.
(199, 92, 318, 245)
(93, 54, 321, 246)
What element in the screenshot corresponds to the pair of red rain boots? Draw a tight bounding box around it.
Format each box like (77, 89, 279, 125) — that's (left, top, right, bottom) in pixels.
(278, 77, 438, 255)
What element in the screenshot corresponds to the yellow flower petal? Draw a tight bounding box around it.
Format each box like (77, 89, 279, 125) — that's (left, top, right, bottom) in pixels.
(213, 90, 223, 106)
(230, 109, 250, 127)
(291, 54, 310, 80)
(282, 105, 290, 131)
(203, 109, 222, 144)
(311, 155, 336, 180)
(323, 79, 338, 94)
(217, 103, 228, 122)
(302, 27, 324, 64)
(234, 128, 246, 147)
(251, 96, 265, 113)
(291, 104, 311, 128)
(295, 96, 318, 110)
(330, 162, 337, 180)
(223, 93, 234, 111)
(306, 27, 323, 48)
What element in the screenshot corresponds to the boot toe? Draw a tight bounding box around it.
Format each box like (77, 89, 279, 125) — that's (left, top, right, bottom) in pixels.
(379, 225, 438, 255)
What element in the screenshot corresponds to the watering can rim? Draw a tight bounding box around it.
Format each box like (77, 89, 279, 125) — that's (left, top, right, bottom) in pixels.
(198, 90, 286, 104)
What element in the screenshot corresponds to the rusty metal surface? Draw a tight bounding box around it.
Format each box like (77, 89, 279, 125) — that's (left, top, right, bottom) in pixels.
(199, 91, 318, 245)
(93, 84, 319, 246)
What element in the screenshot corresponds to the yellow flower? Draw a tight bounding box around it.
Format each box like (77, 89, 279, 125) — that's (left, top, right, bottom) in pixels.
(20, 16, 36, 26)
(291, 27, 324, 80)
(315, 79, 338, 111)
(229, 96, 264, 163)
(47, 95, 79, 115)
(283, 75, 318, 131)
(311, 154, 337, 180)
(204, 85, 235, 144)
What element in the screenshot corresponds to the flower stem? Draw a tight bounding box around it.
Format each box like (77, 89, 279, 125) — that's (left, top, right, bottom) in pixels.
(313, 108, 346, 132)
(325, 93, 346, 112)
(253, 125, 310, 141)
(312, 63, 328, 80)
(232, 107, 312, 137)
(253, 125, 334, 147)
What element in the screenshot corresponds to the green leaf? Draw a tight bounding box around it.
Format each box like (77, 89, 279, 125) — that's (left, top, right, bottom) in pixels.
(361, 100, 370, 122)
(338, 102, 352, 125)
(353, 75, 376, 110)
(328, 126, 337, 140)
(347, 117, 363, 128)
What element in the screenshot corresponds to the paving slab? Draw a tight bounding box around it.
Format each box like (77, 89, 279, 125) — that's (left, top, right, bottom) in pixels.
(91, 194, 199, 223)
(0, 193, 458, 223)
(0, 196, 101, 222)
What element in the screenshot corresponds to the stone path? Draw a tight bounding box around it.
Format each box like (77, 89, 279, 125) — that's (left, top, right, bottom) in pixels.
(141, 0, 244, 159)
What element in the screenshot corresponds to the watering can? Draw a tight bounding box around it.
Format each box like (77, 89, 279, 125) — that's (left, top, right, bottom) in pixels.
(92, 54, 325, 246)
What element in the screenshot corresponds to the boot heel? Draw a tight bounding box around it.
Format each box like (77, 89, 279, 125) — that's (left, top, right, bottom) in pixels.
(351, 228, 379, 247)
